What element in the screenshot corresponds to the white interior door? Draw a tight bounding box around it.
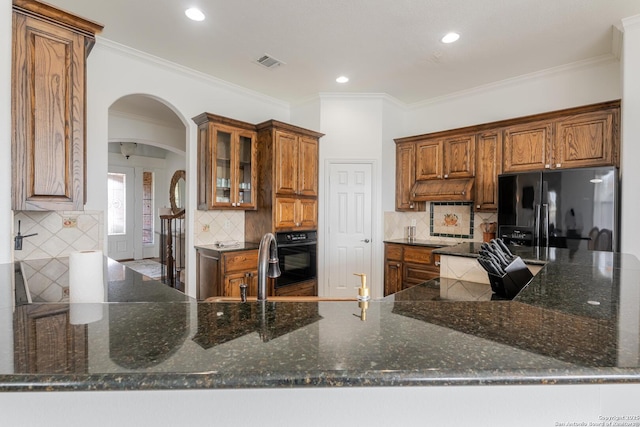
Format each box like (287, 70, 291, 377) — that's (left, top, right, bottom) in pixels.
(108, 166, 135, 260)
(326, 162, 373, 298)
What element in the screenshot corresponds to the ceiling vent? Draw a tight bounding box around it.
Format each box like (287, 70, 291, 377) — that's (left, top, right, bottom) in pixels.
(255, 54, 285, 69)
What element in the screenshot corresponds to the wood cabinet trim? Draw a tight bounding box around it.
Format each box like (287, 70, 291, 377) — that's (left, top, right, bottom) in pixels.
(13, 0, 103, 38)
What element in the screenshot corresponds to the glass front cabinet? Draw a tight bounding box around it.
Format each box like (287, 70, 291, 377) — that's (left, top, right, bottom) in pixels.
(194, 113, 257, 210)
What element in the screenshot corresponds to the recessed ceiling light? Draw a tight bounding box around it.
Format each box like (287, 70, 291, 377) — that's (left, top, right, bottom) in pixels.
(336, 76, 349, 83)
(185, 8, 205, 21)
(441, 32, 460, 44)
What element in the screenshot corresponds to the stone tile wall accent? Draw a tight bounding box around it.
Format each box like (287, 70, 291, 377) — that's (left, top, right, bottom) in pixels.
(194, 210, 245, 246)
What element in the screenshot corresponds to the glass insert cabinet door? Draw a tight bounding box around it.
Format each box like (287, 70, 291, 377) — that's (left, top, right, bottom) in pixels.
(236, 132, 255, 208)
(212, 125, 256, 209)
(214, 127, 232, 206)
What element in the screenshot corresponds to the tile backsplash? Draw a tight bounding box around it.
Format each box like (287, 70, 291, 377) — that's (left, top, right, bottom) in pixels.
(194, 210, 245, 246)
(385, 206, 497, 243)
(14, 210, 103, 261)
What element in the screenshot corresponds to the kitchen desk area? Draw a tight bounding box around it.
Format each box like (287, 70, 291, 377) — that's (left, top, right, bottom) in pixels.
(1, 249, 640, 425)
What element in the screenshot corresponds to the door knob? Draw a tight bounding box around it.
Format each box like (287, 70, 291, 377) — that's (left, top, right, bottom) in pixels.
(361, 239, 370, 243)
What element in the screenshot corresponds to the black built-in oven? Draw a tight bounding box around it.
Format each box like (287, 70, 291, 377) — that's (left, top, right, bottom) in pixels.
(275, 231, 317, 288)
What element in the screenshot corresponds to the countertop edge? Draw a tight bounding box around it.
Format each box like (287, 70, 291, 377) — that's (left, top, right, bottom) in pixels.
(3, 369, 640, 392)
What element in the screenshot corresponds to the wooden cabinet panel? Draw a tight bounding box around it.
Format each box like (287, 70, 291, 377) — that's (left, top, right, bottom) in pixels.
(274, 198, 297, 229)
(415, 140, 443, 180)
(274, 198, 317, 230)
(396, 142, 424, 211)
(403, 246, 433, 265)
(503, 121, 553, 172)
(475, 131, 502, 211)
(298, 198, 318, 229)
(403, 264, 438, 288)
(384, 260, 402, 296)
(554, 110, 615, 169)
(223, 251, 258, 273)
(275, 279, 317, 296)
(224, 271, 258, 297)
(274, 130, 299, 195)
(444, 134, 475, 178)
(12, 3, 102, 211)
(298, 136, 319, 196)
(385, 244, 403, 261)
(197, 249, 219, 300)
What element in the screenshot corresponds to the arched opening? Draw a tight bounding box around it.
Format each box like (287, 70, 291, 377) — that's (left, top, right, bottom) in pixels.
(106, 94, 187, 290)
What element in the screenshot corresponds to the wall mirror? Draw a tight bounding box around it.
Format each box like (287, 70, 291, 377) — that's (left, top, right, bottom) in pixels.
(169, 170, 186, 214)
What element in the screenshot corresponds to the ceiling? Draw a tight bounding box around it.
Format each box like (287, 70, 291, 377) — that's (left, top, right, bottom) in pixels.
(43, 0, 640, 105)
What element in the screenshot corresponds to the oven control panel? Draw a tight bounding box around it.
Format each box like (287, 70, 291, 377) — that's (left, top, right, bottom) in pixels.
(277, 231, 317, 244)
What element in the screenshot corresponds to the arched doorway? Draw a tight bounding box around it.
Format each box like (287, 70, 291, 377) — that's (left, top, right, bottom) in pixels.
(106, 95, 187, 286)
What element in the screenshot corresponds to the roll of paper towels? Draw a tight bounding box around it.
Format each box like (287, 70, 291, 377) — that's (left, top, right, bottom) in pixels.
(69, 250, 105, 304)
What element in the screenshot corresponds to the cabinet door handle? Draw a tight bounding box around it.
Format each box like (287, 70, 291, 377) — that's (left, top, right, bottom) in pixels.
(556, 163, 561, 168)
(545, 164, 551, 169)
(444, 174, 448, 179)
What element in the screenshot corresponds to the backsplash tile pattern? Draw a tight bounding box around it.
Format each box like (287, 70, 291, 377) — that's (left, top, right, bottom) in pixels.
(384, 205, 497, 243)
(20, 257, 69, 302)
(14, 211, 103, 261)
(194, 210, 245, 246)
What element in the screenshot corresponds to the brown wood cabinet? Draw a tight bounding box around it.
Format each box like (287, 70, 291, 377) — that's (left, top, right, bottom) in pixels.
(274, 131, 319, 197)
(394, 100, 620, 212)
(11, 0, 102, 211)
(245, 120, 323, 238)
(415, 134, 475, 180)
(474, 130, 502, 211)
(554, 109, 617, 169)
(395, 142, 424, 211)
(196, 247, 259, 300)
(503, 120, 553, 172)
(193, 113, 258, 210)
(14, 304, 87, 374)
(384, 243, 441, 296)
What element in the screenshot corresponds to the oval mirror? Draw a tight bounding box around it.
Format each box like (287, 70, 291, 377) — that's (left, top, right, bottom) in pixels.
(169, 170, 186, 214)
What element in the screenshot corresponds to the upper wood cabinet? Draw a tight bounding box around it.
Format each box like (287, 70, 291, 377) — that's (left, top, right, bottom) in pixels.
(245, 120, 323, 240)
(11, 0, 103, 211)
(274, 130, 319, 197)
(395, 142, 424, 211)
(415, 135, 475, 180)
(554, 109, 617, 169)
(474, 131, 502, 211)
(193, 113, 257, 210)
(503, 105, 619, 173)
(503, 120, 553, 173)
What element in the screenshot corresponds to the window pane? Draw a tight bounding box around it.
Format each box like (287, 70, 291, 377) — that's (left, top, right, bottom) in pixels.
(142, 171, 154, 244)
(108, 173, 126, 235)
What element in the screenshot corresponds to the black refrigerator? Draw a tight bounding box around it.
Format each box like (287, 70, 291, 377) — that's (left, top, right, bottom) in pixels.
(497, 166, 619, 252)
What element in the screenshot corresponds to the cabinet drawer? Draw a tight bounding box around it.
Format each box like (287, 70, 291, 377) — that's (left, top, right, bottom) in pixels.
(404, 263, 438, 286)
(222, 250, 258, 273)
(403, 246, 433, 265)
(385, 244, 403, 261)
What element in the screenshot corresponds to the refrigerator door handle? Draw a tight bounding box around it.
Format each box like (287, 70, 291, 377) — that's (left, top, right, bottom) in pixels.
(534, 204, 540, 246)
(542, 203, 550, 248)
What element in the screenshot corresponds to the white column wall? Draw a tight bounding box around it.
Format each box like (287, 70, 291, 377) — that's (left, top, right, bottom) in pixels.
(620, 15, 640, 259)
(1, 0, 13, 264)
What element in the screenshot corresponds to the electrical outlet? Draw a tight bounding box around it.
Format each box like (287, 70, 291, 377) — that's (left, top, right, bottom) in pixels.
(223, 220, 231, 230)
(63, 287, 69, 298)
(202, 224, 210, 232)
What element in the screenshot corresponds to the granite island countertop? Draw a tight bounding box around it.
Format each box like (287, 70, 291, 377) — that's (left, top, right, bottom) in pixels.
(1, 248, 640, 392)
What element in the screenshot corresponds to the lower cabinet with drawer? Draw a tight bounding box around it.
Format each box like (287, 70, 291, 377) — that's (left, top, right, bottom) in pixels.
(384, 243, 441, 296)
(196, 247, 259, 300)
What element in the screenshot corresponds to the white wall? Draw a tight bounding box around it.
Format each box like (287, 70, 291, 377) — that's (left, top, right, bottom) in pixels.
(620, 15, 640, 259)
(108, 112, 185, 153)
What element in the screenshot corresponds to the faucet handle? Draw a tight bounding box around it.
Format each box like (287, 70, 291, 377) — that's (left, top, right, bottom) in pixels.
(239, 283, 248, 302)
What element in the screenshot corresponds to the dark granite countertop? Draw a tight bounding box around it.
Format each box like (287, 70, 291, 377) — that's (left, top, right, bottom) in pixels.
(195, 242, 260, 253)
(1, 248, 640, 392)
(383, 238, 457, 247)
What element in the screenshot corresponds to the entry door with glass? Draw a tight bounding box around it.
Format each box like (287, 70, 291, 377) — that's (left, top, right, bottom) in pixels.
(108, 166, 135, 260)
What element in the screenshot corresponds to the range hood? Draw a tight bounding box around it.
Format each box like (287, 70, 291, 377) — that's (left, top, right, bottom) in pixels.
(409, 178, 474, 202)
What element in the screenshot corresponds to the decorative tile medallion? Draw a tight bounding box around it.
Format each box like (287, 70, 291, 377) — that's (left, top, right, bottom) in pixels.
(430, 202, 474, 238)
